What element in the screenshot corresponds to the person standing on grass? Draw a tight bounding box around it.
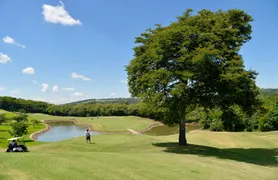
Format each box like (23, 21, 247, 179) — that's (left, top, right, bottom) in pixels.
(86, 129, 91, 143)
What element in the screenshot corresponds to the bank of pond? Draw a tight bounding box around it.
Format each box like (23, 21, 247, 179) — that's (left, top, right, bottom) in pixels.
(35, 121, 200, 142)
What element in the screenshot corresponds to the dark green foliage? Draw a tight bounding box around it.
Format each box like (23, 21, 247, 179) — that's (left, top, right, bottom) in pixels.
(0, 113, 6, 125)
(18, 109, 27, 113)
(0, 96, 49, 113)
(126, 8, 262, 145)
(186, 107, 206, 123)
(0, 88, 278, 133)
(30, 119, 41, 128)
(7, 113, 30, 137)
(200, 108, 223, 131)
(14, 113, 28, 122)
(8, 121, 29, 137)
(259, 101, 278, 131)
(221, 108, 245, 132)
(209, 119, 224, 131)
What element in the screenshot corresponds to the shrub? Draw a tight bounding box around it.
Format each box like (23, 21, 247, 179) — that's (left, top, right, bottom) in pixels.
(200, 108, 223, 130)
(209, 118, 224, 131)
(258, 101, 278, 131)
(30, 119, 41, 128)
(0, 113, 6, 125)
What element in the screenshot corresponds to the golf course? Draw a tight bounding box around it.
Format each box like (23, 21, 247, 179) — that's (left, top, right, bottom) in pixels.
(1, 1, 278, 179)
(0, 110, 277, 180)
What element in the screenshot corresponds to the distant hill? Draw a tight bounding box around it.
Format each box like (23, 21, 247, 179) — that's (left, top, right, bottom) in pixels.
(260, 88, 278, 96)
(65, 97, 141, 105)
(65, 89, 278, 105)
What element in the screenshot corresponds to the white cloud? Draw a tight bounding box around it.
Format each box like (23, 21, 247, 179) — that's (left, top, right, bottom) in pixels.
(22, 67, 35, 75)
(32, 80, 50, 93)
(110, 93, 116, 97)
(73, 92, 83, 96)
(41, 83, 49, 92)
(52, 85, 59, 92)
(62, 87, 74, 91)
(42, 1, 81, 26)
(2, 36, 26, 48)
(0, 53, 12, 64)
(71, 72, 91, 81)
(120, 80, 127, 84)
(0, 87, 5, 91)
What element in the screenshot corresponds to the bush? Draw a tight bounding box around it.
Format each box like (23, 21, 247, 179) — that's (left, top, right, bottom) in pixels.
(14, 113, 28, 122)
(200, 108, 222, 130)
(0, 113, 6, 125)
(221, 106, 245, 132)
(259, 102, 278, 131)
(30, 119, 41, 128)
(186, 107, 206, 123)
(209, 119, 224, 131)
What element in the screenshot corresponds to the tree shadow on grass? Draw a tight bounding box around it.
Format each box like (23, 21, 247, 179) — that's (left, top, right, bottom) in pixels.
(24, 140, 34, 143)
(152, 142, 278, 166)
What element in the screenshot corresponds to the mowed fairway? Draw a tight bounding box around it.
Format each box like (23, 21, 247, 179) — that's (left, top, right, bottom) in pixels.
(28, 113, 160, 132)
(0, 130, 277, 180)
(0, 111, 160, 147)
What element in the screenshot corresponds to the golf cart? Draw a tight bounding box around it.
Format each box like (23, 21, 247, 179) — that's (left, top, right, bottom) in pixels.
(5, 137, 29, 152)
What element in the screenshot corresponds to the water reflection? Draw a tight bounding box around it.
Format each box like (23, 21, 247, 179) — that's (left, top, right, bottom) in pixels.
(37, 122, 98, 142)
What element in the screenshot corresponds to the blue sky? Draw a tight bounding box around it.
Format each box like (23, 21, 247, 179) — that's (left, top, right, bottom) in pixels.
(0, 0, 277, 104)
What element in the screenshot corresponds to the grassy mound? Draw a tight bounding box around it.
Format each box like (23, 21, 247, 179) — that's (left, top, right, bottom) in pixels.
(0, 131, 277, 180)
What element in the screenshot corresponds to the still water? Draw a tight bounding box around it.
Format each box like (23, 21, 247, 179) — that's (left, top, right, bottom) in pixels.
(37, 122, 98, 142)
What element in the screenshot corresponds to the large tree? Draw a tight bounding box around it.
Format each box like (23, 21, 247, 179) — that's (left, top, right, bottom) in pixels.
(126, 9, 262, 146)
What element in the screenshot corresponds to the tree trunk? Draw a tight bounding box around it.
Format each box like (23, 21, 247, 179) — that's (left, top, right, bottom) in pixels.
(178, 109, 187, 146)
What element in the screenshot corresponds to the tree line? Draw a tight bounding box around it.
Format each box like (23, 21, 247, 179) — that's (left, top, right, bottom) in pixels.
(0, 93, 278, 133)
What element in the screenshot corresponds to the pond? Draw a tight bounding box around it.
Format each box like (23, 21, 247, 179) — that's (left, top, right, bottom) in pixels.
(144, 123, 201, 136)
(37, 122, 99, 142)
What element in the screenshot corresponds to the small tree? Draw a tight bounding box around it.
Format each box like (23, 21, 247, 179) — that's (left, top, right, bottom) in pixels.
(0, 113, 6, 125)
(8, 121, 29, 137)
(126, 9, 261, 146)
(14, 113, 28, 122)
(30, 119, 41, 128)
(18, 109, 27, 113)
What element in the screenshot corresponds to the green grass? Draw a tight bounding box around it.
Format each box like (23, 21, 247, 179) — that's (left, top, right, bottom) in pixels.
(0, 131, 277, 180)
(0, 123, 47, 148)
(1, 110, 278, 179)
(0, 109, 17, 119)
(144, 124, 200, 136)
(0, 111, 48, 147)
(0, 109, 8, 113)
(28, 113, 159, 132)
(0, 110, 159, 147)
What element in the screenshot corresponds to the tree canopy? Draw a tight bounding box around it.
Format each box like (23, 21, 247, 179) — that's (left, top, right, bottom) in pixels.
(126, 9, 262, 146)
